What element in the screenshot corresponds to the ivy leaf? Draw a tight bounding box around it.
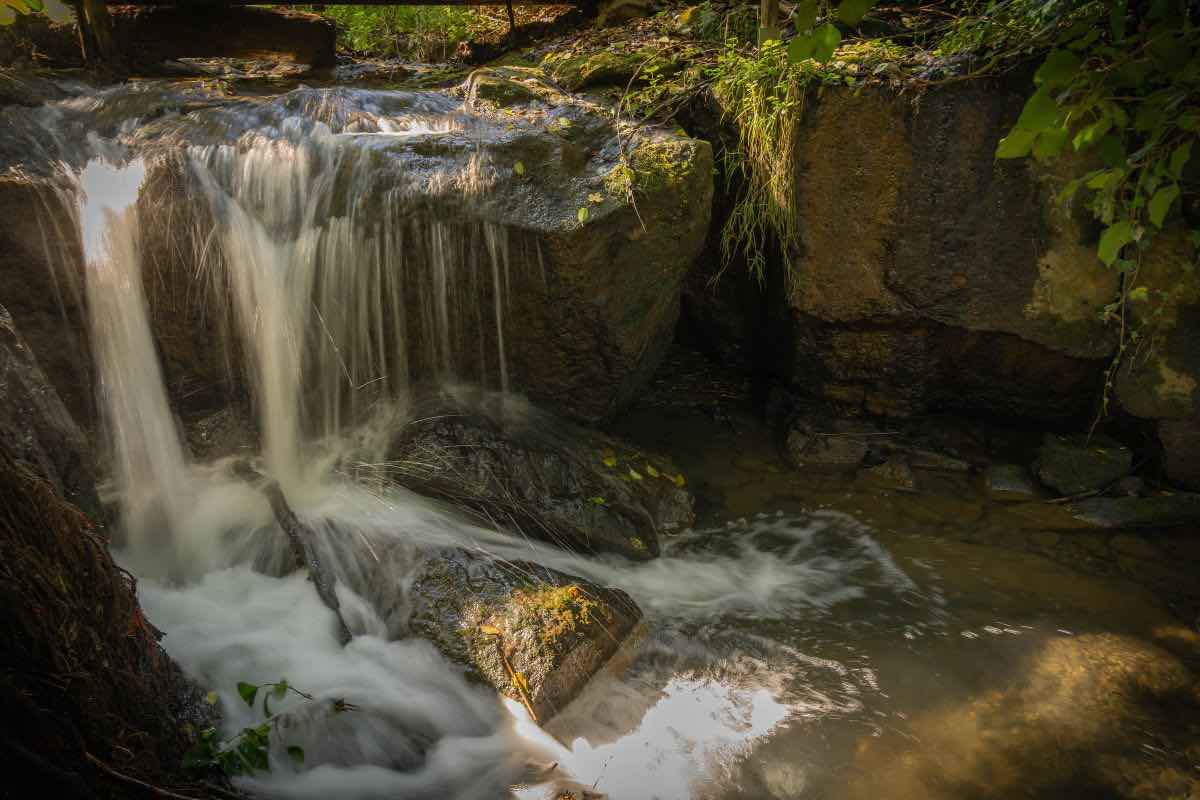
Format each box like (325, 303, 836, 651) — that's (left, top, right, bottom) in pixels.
(1096, 135, 1125, 167)
(1073, 117, 1112, 151)
(286, 746, 305, 767)
(793, 0, 819, 31)
(1148, 184, 1180, 228)
(996, 128, 1037, 159)
(1098, 220, 1136, 265)
(237, 682, 258, 708)
(787, 34, 816, 64)
(1034, 50, 1081, 88)
(1016, 89, 1060, 132)
(1169, 141, 1192, 179)
(837, 0, 873, 27)
(1033, 128, 1069, 159)
(811, 24, 842, 63)
(513, 161, 525, 176)
(1110, 0, 1127, 41)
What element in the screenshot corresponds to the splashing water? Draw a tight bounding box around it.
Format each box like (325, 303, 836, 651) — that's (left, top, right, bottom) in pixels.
(62, 86, 933, 800)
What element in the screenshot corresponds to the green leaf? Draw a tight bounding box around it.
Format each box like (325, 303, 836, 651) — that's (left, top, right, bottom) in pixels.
(1148, 184, 1180, 228)
(787, 34, 815, 64)
(577, 206, 589, 224)
(793, 0, 819, 31)
(628, 468, 643, 480)
(1033, 128, 1069, 159)
(1034, 50, 1081, 88)
(273, 680, 289, 700)
(1127, 286, 1150, 302)
(205, 691, 219, 706)
(0, 6, 15, 25)
(513, 161, 525, 176)
(1110, 0, 1127, 41)
(1096, 135, 1125, 167)
(996, 128, 1037, 159)
(287, 746, 305, 767)
(1169, 141, 1192, 179)
(1098, 220, 1135, 265)
(1072, 117, 1112, 151)
(1015, 89, 1060, 132)
(811, 24, 842, 63)
(837, 0, 873, 27)
(237, 681, 258, 708)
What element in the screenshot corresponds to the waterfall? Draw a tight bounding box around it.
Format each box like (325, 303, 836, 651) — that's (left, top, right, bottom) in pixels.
(79, 158, 194, 557)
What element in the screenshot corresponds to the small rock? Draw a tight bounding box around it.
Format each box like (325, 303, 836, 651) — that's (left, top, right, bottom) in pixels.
(859, 456, 916, 491)
(986, 464, 1041, 502)
(1109, 475, 1146, 498)
(904, 447, 972, 472)
(1068, 494, 1200, 529)
(1035, 433, 1133, 496)
(785, 415, 878, 469)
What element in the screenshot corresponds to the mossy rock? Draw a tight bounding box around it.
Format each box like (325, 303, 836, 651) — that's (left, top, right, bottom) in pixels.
(1034, 433, 1133, 496)
(397, 546, 642, 721)
(1068, 494, 1200, 529)
(541, 49, 679, 92)
(464, 66, 562, 109)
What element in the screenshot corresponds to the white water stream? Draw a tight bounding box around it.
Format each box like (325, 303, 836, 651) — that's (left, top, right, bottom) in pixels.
(66, 90, 924, 799)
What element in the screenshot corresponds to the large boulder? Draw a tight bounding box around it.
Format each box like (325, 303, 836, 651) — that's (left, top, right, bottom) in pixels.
(3, 74, 713, 426)
(696, 79, 1116, 421)
(386, 396, 695, 561)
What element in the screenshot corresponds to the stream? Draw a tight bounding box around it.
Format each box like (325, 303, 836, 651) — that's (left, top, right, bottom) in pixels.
(7, 76, 1198, 800)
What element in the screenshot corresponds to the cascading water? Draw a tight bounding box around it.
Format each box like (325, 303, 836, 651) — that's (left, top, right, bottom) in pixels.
(38, 82, 931, 799)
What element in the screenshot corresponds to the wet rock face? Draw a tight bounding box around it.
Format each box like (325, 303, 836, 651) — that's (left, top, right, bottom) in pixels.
(3, 73, 712, 427)
(0, 304, 98, 516)
(1034, 434, 1132, 497)
(387, 400, 695, 561)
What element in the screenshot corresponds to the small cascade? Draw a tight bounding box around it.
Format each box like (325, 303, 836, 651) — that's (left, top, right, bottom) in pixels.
(42, 82, 922, 800)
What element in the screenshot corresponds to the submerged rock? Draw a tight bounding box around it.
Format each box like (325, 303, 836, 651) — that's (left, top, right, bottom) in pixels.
(1069, 494, 1200, 529)
(858, 456, 916, 492)
(387, 400, 694, 561)
(986, 463, 1041, 502)
(1034, 434, 1132, 497)
(785, 415, 878, 469)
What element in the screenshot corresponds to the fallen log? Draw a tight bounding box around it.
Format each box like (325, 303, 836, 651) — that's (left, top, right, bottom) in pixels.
(233, 463, 353, 646)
